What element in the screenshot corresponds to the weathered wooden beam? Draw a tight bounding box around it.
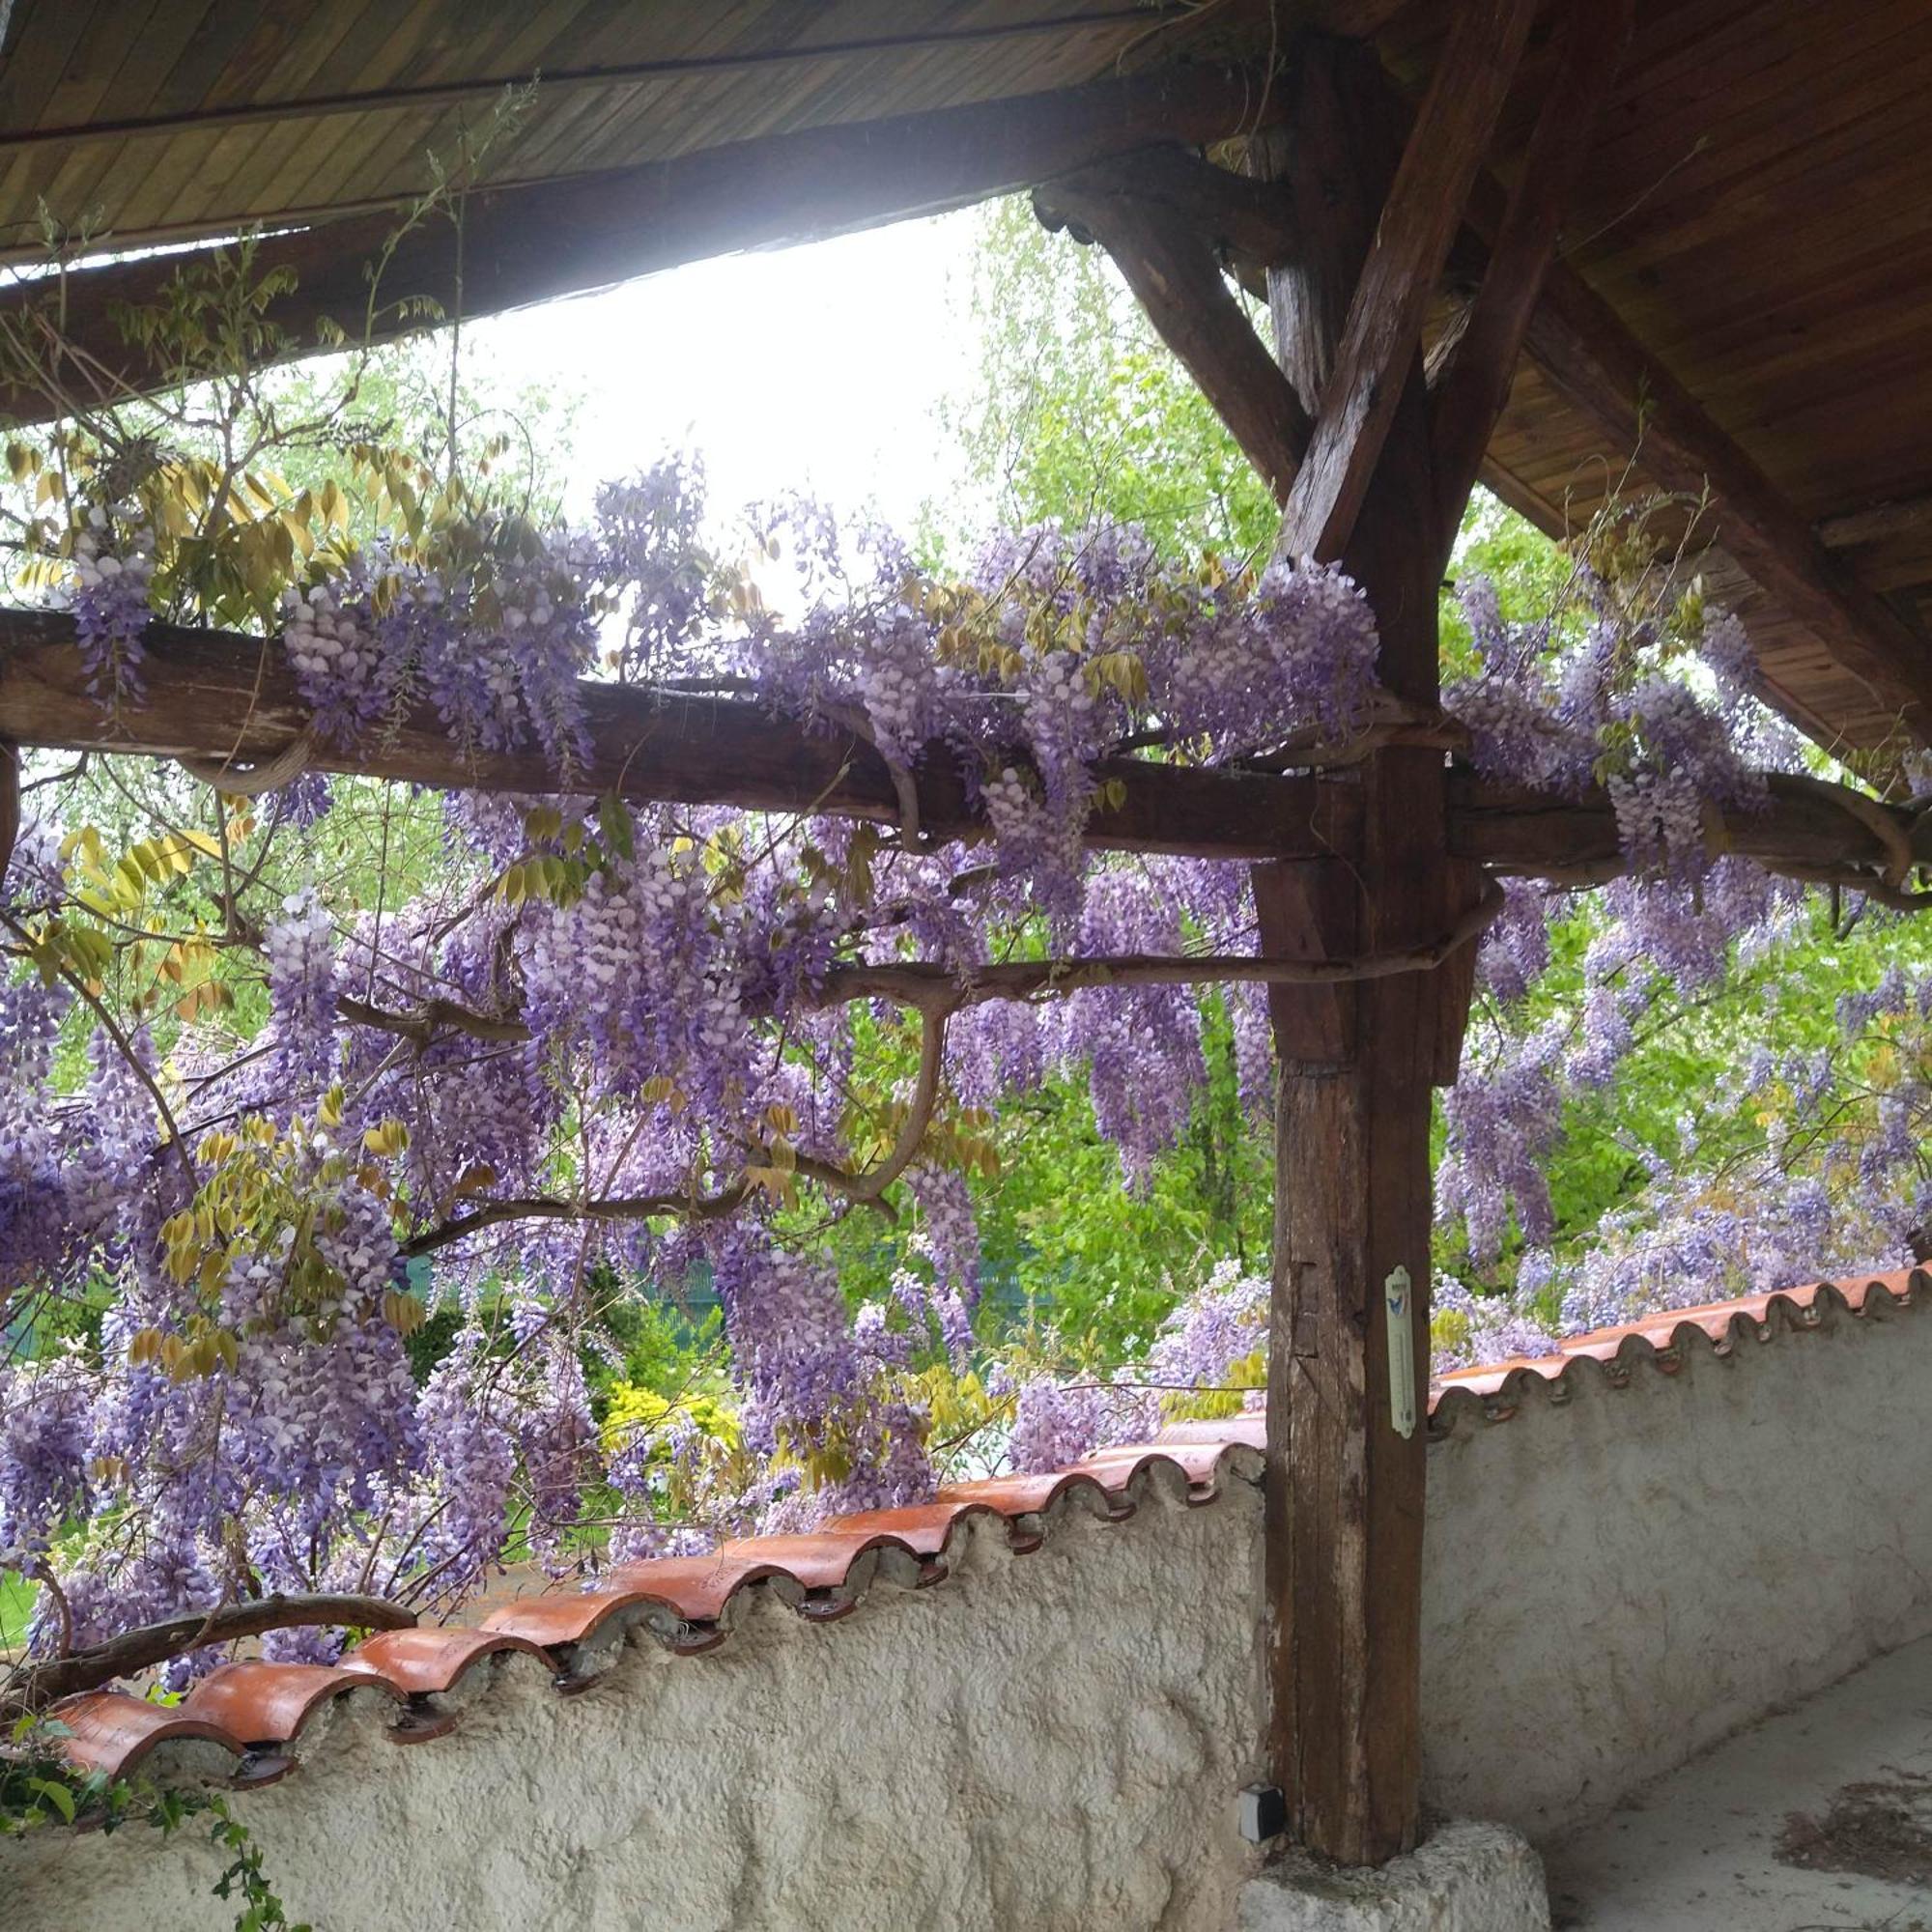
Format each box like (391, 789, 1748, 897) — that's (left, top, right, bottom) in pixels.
(1035, 161, 1310, 502)
(1257, 33, 1449, 1870)
(5, 608, 1918, 890)
(1038, 144, 1300, 271)
(1817, 491, 1932, 551)
(1427, 0, 1635, 556)
(0, 608, 1346, 863)
(0, 65, 1282, 424)
(1329, 55, 1932, 753)
(1448, 767, 1929, 886)
(1275, 0, 1538, 564)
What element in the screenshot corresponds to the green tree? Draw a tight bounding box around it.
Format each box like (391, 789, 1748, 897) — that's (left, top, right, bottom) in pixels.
(936, 198, 1277, 560)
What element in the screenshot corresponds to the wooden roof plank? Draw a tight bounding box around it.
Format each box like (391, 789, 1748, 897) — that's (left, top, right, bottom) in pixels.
(0, 62, 1278, 416)
(1518, 260, 1932, 742)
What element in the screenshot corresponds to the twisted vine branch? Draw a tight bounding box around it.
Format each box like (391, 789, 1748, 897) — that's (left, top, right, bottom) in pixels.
(3, 1592, 416, 1719)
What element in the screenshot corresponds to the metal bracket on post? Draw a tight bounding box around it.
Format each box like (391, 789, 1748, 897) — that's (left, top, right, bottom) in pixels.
(1384, 1264, 1416, 1439)
(1238, 1783, 1288, 1844)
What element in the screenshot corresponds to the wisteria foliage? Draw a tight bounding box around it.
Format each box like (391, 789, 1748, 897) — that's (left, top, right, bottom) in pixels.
(0, 448, 1915, 1674)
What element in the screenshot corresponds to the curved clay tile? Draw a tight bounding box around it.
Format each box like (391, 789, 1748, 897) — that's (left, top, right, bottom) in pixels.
(1068, 1437, 1264, 1504)
(182, 1660, 402, 1747)
(808, 1499, 1012, 1569)
(936, 1468, 1133, 1521)
(478, 1585, 714, 1660)
(1425, 1268, 1926, 1432)
(49, 1690, 245, 1782)
(41, 1269, 1924, 1802)
(338, 1627, 549, 1697)
(1156, 1413, 1266, 1452)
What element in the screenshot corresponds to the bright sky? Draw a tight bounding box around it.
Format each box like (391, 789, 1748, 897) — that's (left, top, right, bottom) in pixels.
(467, 205, 993, 537)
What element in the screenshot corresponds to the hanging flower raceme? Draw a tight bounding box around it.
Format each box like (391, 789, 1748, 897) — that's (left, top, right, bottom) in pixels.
(4, 449, 1903, 1684)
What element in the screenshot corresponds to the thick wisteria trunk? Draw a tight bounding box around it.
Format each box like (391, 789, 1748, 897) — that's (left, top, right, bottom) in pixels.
(1254, 35, 1483, 1868)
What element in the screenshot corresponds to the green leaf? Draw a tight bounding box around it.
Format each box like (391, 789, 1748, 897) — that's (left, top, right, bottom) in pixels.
(29, 1776, 75, 1824)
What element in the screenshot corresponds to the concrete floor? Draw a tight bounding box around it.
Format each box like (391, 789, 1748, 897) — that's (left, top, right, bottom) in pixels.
(1545, 1634, 1932, 1931)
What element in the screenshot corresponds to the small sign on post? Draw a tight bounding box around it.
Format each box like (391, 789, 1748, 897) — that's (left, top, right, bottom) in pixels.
(1384, 1264, 1417, 1439)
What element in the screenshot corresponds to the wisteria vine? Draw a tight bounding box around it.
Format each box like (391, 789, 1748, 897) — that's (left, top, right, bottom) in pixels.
(2, 440, 1925, 1697)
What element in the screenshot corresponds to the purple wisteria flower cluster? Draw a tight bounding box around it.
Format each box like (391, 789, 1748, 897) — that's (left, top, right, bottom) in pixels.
(1, 459, 1893, 1672)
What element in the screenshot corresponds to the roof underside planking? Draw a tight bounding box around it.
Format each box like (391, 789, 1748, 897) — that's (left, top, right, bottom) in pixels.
(1, 0, 1928, 757)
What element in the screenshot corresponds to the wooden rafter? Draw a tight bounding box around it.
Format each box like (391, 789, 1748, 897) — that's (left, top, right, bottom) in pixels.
(1819, 492, 1932, 552)
(1515, 263, 1932, 744)
(1035, 156, 1309, 501)
(1274, 0, 1539, 565)
(1426, 0, 1635, 555)
(0, 65, 1280, 425)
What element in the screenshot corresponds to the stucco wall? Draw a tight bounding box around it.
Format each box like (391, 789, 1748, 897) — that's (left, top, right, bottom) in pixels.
(10, 1289, 1932, 1930)
(1422, 1289, 1932, 1838)
(7, 1489, 1270, 1932)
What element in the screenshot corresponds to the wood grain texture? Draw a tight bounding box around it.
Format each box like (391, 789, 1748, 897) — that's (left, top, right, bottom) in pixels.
(1518, 258, 1932, 742)
(0, 62, 1281, 421)
(1259, 34, 1446, 1869)
(0, 607, 1351, 863)
(1, 611, 1914, 879)
(1274, 0, 1537, 565)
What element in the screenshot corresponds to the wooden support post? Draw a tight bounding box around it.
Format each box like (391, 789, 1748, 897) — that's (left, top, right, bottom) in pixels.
(1254, 27, 1507, 1866)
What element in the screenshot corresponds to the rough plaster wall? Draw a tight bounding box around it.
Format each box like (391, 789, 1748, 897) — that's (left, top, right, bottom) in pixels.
(1421, 1295, 1932, 1840)
(6, 1487, 1268, 1932)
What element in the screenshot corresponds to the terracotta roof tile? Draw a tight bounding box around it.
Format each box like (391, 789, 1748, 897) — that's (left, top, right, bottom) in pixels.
(936, 1468, 1135, 1520)
(477, 1584, 706, 1665)
(39, 1267, 1925, 1790)
(182, 1660, 404, 1748)
(1426, 1267, 1924, 1427)
(50, 1690, 245, 1781)
(338, 1627, 549, 1697)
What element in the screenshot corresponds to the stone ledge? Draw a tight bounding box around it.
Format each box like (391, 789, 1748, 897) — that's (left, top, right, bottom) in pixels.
(1238, 1820, 1550, 1932)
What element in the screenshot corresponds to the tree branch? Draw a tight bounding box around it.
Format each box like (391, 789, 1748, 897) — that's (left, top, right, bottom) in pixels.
(337, 992, 531, 1045)
(848, 1005, 951, 1201)
(4, 1592, 417, 1717)
(0, 738, 16, 885)
(821, 881, 1506, 1014)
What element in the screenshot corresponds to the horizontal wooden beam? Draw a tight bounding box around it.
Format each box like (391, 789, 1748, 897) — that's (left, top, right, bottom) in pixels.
(1446, 766, 1929, 887)
(0, 609, 1345, 863)
(2, 609, 1921, 893)
(1817, 492, 1932, 551)
(0, 65, 1281, 424)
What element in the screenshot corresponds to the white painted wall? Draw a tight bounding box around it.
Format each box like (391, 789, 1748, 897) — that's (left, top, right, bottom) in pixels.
(10, 1289, 1932, 1930)
(1423, 1290, 1932, 1839)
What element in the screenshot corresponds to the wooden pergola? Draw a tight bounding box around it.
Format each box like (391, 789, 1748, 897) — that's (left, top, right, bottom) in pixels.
(1, 0, 1929, 1870)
